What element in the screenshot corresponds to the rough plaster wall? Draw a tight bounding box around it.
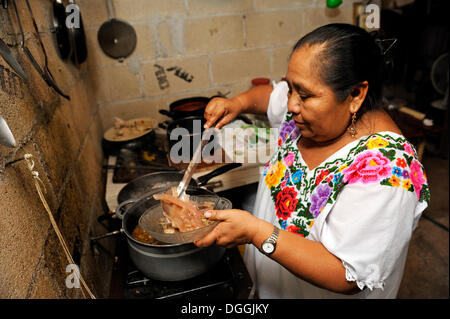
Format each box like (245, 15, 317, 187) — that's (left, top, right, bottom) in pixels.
(0, 0, 111, 298)
(79, 0, 356, 130)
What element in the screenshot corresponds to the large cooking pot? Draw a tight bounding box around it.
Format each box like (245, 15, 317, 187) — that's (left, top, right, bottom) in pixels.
(93, 186, 229, 281)
(117, 163, 242, 204)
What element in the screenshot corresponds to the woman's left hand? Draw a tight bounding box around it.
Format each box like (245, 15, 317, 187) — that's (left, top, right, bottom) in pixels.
(194, 209, 261, 248)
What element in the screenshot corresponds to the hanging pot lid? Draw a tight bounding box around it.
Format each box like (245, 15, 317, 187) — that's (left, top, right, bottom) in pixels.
(97, 0, 137, 61)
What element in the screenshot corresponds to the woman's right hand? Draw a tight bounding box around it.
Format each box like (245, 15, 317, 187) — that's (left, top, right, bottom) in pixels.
(203, 97, 244, 129)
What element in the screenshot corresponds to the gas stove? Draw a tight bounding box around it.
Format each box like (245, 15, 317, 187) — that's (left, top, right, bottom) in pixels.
(108, 234, 254, 300)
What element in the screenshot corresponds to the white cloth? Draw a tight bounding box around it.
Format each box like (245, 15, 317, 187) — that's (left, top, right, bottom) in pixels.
(267, 80, 288, 129)
(243, 82, 429, 299)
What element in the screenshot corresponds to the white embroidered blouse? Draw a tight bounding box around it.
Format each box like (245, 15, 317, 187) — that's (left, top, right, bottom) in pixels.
(243, 81, 430, 299)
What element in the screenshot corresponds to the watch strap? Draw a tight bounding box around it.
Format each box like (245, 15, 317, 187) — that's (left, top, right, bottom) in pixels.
(267, 226, 280, 244)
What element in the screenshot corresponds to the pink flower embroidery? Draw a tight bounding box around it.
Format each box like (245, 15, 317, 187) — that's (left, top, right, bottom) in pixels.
(284, 152, 295, 167)
(343, 151, 391, 184)
(403, 143, 415, 156)
(410, 160, 426, 199)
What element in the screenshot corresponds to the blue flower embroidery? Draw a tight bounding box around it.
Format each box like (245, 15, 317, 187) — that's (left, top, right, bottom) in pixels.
(291, 170, 304, 184)
(333, 173, 342, 184)
(392, 166, 402, 177)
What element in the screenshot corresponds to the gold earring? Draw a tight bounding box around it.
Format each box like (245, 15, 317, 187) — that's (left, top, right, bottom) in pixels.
(348, 112, 357, 138)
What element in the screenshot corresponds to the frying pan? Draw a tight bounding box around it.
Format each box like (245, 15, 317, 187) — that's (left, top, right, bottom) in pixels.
(51, 0, 71, 60)
(67, 0, 87, 65)
(51, 0, 87, 64)
(117, 163, 242, 204)
(98, 0, 137, 61)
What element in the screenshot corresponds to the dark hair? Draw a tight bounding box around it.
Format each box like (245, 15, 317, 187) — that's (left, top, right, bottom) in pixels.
(291, 23, 386, 117)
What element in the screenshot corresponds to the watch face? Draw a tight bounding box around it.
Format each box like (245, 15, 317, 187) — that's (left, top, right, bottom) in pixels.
(262, 242, 275, 254)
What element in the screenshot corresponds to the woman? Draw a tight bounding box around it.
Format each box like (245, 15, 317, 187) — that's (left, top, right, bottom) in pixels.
(194, 24, 430, 298)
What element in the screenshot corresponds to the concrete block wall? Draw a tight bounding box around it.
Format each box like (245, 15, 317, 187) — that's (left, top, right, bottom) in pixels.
(79, 0, 356, 130)
(0, 0, 111, 298)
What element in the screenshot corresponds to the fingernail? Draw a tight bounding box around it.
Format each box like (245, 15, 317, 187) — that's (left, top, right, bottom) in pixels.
(204, 211, 211, 218)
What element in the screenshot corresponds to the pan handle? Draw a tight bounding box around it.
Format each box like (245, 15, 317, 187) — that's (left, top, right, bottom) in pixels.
(90, 229, 124, 242)
(159, 109, 173, 118)
(158, 121, 169, 129)
(105, 0, 116, 19)
(197, 163, 242, 186)
(115, 199, 136, 219)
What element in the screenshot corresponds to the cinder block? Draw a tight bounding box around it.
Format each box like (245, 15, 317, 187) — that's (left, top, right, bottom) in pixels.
(245, 10, 304, 48)
(77, 0, 109, 28)
(141, 56, 211, 97)
(156, 21, 176, 58)
(89, 64, 142, 104)
(211, 49, 271, 85)
(253, 0, 314, 10)
(113, 0, 187, 22)
(133, 24, 155, 60)
(99, 97, 168, 130)
(303, 6, 353, 35)
(272, 45, 293, 79)
(184, 15, 244, 54)
(187, 0, 252, 15)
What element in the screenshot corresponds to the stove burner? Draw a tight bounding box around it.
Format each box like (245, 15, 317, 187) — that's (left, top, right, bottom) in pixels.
(113, 146, 170, 183)
(123, 248, 252, 299)
(108, 231, 253, 300)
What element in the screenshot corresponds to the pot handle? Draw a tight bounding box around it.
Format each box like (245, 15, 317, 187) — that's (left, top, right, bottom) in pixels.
(159, 109, 173, 117)
(158, 121, 169, 129)
(197, 163, 242, 186)
(115, 199, 136, 219)
(90, 229, 124, 242)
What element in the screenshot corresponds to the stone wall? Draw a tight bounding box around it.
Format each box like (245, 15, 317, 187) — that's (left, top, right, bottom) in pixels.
(80, 0, 355, 130)
(0, 0, 109, 298)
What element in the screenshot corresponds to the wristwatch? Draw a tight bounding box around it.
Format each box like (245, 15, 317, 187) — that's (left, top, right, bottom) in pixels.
(260, 226, 280, 255)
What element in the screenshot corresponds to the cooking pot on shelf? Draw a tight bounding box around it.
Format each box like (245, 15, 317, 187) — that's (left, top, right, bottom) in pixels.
(91, 186, 230, 281)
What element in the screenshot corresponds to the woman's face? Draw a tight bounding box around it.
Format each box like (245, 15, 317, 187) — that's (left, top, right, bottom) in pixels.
(286, 44, 353, 143)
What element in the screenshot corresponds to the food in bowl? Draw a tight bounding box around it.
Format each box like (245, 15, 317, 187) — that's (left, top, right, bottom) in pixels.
(153, 187, 215, 233)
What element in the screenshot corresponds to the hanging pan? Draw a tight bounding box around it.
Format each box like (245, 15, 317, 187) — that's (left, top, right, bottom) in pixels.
(97, 0, 137, 62)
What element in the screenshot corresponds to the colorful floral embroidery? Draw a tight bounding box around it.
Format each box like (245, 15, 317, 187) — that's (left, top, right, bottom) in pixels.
(279, 120, 300, 142)
(265, 161, 286, 188)
(367, 136, 389, 149)
(275, 187, 298, 220)
(310, 184, 332, 218)
(265, 112, 430, 239)
(342, 151, 391, 184)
